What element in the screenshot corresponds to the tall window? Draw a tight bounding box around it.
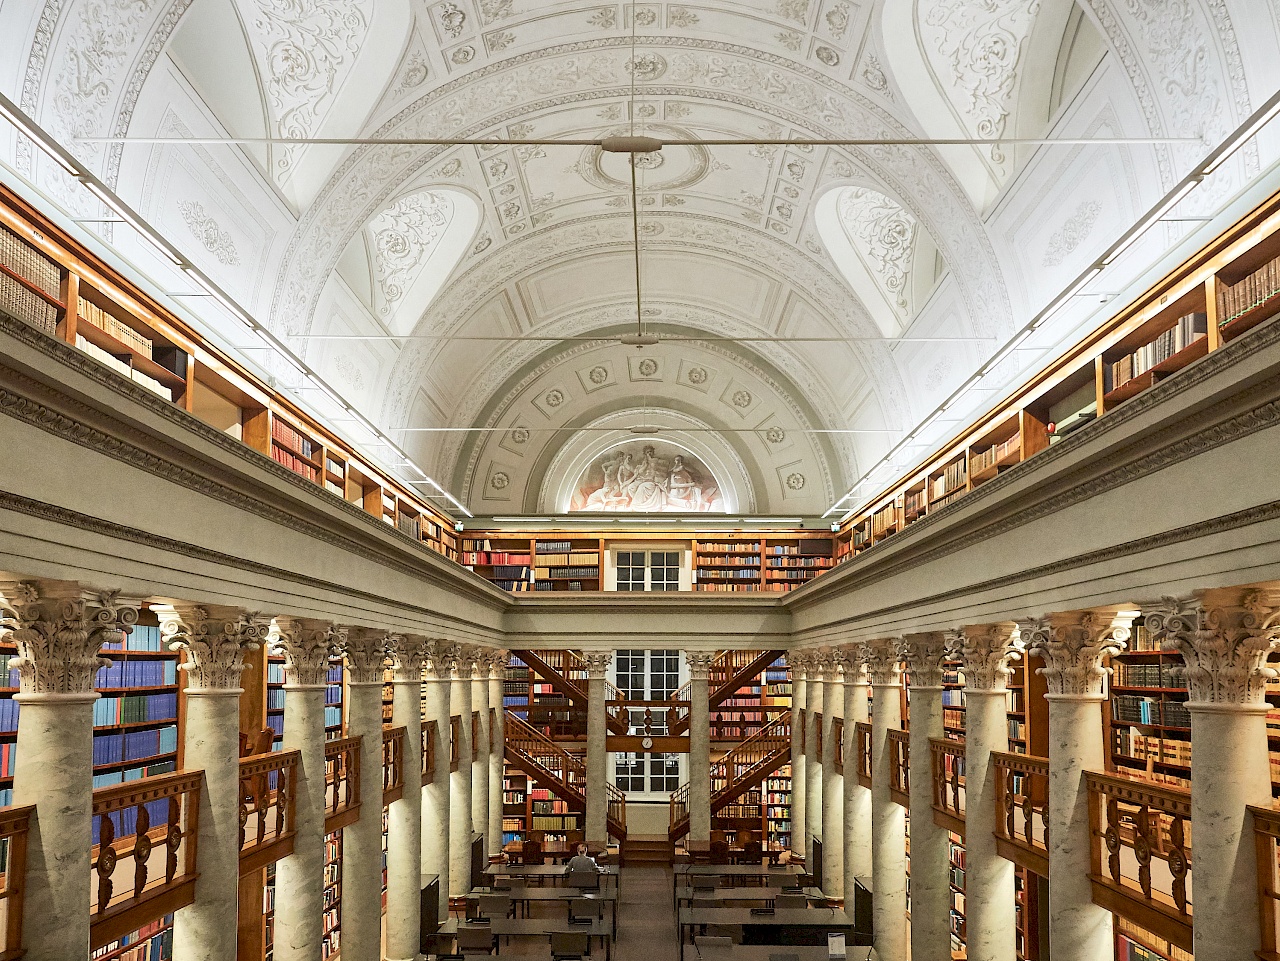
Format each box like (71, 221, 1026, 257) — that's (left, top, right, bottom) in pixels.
(616, 550, 681, 591)
(612, 649, 684, 796)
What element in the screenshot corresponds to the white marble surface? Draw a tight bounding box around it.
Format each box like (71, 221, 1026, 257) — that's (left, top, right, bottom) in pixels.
(449, 671, 474, 896)
(843, 677, 871, 911)
(964, 689, 1017, 961)
(342, 680, 387, 961)
(908, 686, 950, 961)
(587, 674, 610, 846)
(689, 674, 712, 842)
(791, 672, 807, 860)
(273, 684, 327, 961)
(386, 678, 425, 961)
(821, 674, 843, 895)
(871, 683, 907, 961)
(806, 675, 824, 867)
(471, 672, 490, 850)
(488, 670, 505, 856)
(422, 672, 452, 918)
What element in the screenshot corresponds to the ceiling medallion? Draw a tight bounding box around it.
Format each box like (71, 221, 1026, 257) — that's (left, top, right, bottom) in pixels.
(786, 472, 806, 490)
(579, 124, 712, 193)
(766, 426, 786, 444)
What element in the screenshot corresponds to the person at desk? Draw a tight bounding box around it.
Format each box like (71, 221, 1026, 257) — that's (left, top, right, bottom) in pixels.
(564, 843, 600, 875)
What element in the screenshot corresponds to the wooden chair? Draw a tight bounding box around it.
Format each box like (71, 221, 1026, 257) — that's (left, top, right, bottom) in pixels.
(521, 838, 546, 865)
(550, 930, 591, 959)
(456, 923, 496, 954)
(709, 839, 731, 864)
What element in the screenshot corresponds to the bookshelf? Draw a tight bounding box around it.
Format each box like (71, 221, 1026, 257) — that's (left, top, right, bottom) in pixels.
(461, 536, 535, 592)
(1105, 618, 1192, 790)
(533, 538, 603, 592)
(90, 915, 174, 961)
(93, 618, 180, 788)
(266, 654, 286, 752)
(762, 538, 834, 592)
(325, 658, 345, 739)
(948, 833, 966, 954)
(503, 771, 529, 844)
(263, 864, 276, 961)
(764, 768, 792, 849)
(694, 536, 763, 592)
(323, 832, 341, 959)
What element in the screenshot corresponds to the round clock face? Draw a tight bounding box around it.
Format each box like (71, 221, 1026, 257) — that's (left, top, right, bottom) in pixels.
(641, 736, 654, 749)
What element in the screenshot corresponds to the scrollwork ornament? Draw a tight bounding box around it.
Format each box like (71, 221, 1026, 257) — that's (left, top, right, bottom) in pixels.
(957, 623, 1023, 692)
(477, 648, 511, 677)
(830, 644, 867, 685)
(1020, 612, 1131, 698)
(388, 633, 431, 681)
(864, 637, 903, 687)
(900, 632, 950, 688)
(0, 582, 138, 695)
(582, 651, 612, 679)
(339, 627, 391, 684)
(1145, 591, 1280, 705)
(686, 651, 715, 681)
(158, 605, 267, 692)
(787, 650, 815, 679)
(269, 616, 337, 687)
(426, 640, 460, 679)
(453, 645, 479, 680)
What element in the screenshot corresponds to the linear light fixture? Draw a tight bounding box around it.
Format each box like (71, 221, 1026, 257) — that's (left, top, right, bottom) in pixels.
(76, 135, 1205, 147)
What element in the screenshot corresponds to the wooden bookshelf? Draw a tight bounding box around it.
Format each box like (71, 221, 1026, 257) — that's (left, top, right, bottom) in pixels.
(533, 537, 603, 592)
(694, 535, 763, 592)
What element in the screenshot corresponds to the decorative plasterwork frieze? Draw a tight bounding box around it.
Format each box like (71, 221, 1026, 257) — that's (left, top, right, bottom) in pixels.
(0, 580, 138, 696)
(1019, 611, 1131, 699)
(270, 616, 338, 687)
(957, 623, 1022, 692)
(158, 604, 268, 692)
(1144, 590, 1280, 706)
(900, 632, 949, 689)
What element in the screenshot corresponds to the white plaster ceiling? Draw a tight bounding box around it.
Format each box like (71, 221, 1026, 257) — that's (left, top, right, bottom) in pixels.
(1, 0, 1277, 515)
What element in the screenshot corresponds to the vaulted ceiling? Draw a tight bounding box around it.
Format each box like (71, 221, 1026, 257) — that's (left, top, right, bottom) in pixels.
(1, 0, 1277, 515)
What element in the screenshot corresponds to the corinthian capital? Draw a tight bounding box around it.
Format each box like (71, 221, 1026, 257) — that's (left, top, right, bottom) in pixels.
(830, 644, 867, 685)
(389, 634, 431, 681)
(453, 645, 479, 680)
(582, 651, 612, 679)
(1020, 611, 1131, 698)
(864, 637, 902, 687)
(157, 604, 267, 692)
(270, 616, 337, 687)
(479, 649, 511, 676)
(1145, 589, 1280, 706)
(686, 651, 715, 681)
(901, 632, 950, 689)
(0, 580, 139, 696)
(339, 627, 391, 684)
(426, 640, 460, 679)
(788, 650, 815, 678)
(957, 623, 1023, 692)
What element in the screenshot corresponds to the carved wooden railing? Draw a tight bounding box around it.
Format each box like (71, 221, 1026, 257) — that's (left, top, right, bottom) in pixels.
(887, 729, 910, 808)
(383, 726, 406, 806)
(1086, 771, 1192, 952)
(607, 783, 626, 842)
(669, 781, 689, 835)
(1249, 805, 1280, 961)
(930, 738, 966, 835)
(993, 751, 1049, 876)
(854, 722, 872, 789)
(0, 805, 33, 961)
(90, 771, 201, 949)
(324, 736, 362, 833)
(832, 717, 844, 774)
(422, 720, 436, 786)
(239, 750, 299, 875)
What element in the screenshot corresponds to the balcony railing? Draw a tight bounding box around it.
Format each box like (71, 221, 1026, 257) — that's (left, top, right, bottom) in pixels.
(422, 720, 436, 786)
(832, 718, 844, 774)
(930, 738, 966, 836)
(993, 751, 1048, 876)
(324, 736, 362, 833)
(854, 722, 872, 789)
(90, 771, 201, 949)
(383, 726, 406, 806)
(1249, 805, 1280, 961)
(669, 781, 689, 832)
(1086, 771, 1192, 952)
(709, 712, 791, 797)
(0, 805, 32, 961)
(238, 750, 299, 874)
(887, 729, 910, 808)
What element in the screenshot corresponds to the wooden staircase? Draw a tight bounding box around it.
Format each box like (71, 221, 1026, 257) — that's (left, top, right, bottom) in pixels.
(623, 835, 675, 865)
(512, 650, 630, 735)
(667, 649, 785, 736)
(669, 710, 791, 840)
(503, 710, 627, 840)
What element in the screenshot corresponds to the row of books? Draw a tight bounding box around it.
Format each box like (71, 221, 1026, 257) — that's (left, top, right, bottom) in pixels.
(971, 432, 1021, 474)
(94, 726, 178, 765)
(497, 580, 534, 591)
(1, 224, 60, 297)
(697, 569, 759, 580)
(1007, 717, 1025, 740)
(96, 658, 178, 689)
(92, 760, 175, 788)
(271, 417, 316, 459)
(698, 556, 760, 567)
(766, 556, 833, 568)
(76, 335, 173, 401)
(0, 741, 13, 778)
(93, 797, 171, 845)
(766, 569, 821, 580)
(697, 583, 762, 592)
(930, 460, 967, 501)
(104, 624, 168, 651)
(325, 706, 343, 729)
(767, 540, 835, 556)
(531, 799, 574, 814)
(697, 542, 761, 553)
(1111, 695, 1191, 728)
(92, 692, 178, 726)
(531, 815, 579, 831)
(78, 295, 152, 355)
(535, 540, 574, 552)
(905, 488, 926, 515)
(534, 552, 599, 566)
(941, 689, 964, 706)
(1219, 253, 1280, 323)
(1106, 313, 1207, 390)
(90, 917, 173, 961)
(268, 687, 286, 710)
(1113, 727, 1192, 765)
(463, 551, 532, 565)
(872, 503, 897, 534)
(272, 446, 320, 482)
(1125, 624, 1160, 652)
(1113, 661, 1181, 687)
(943, 709, 965, 731)
(1, 271, 59, 334)
(539, 566, 600, 579)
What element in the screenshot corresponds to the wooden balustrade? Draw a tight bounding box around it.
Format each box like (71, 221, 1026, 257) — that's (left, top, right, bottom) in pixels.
(422, 720, 436, 786)
(450, 716, 461, 770)
(383, 726, 406, 806)
(0, 805, 32, 961)
(887, 729, 910, 808)
(1086, 771, 1192, 952)
(930, 738, 966, 835)
(1250, 805, 1280, 961)
(854, 722, 871, 789)
(504, 713, 588, 797)
(238, 750, 299, 875)
(832, 717, 844, 774)
(669, 781, 689, 832)
(607, 783, 626, 838)
(993, 751, 1049, 876)
(324, 736, 362, 832)
(708, 712, 791, 796)
(90, 771, 201, 949)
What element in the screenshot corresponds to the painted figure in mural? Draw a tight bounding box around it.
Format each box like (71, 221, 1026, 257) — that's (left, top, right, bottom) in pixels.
(571, 442, 726, 512)
(624, 445, 669, 510)
(666, 455, 701, 510)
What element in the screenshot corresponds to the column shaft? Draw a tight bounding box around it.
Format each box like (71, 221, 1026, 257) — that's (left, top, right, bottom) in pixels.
(386, 677, 424, 961)
(342, 680, 385, 961)
(586, 674, 609, 848)
(689, 673, 712, 843)
(843, 677, 871, 909)
(805, 670, 824, 868)
(172, 692, 242, 961)
(488, 667, 505, 856)
(790, 665, 808, 861)
(422, 669, 452, 918)
(908, 686, 950, 961)
(964, 689, 1016, 961)
(472, 672, 490, 847)
(12, 695, 95, 961)
(821, 673, 843, 895)
(871, 682, 907, 961)
(272, 684, 327, 961)
(449, 669, 474, 896)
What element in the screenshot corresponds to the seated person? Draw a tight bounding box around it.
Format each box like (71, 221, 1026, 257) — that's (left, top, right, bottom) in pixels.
(564, 843, 600, 876)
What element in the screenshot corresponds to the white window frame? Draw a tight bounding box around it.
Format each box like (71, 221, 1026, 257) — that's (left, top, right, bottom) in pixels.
(608, 650, 689, 800)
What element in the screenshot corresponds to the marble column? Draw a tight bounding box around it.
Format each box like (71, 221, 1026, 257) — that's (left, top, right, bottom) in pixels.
(1021, 611, 1131, 961)
(957, 623, 1023, 961)
(1, 581, 136, 961)
(866, 638, 907, 961)
(1146, 590, 1280, 961)
(160, 605, 269, 961)
(387, 634, 428, 961)
(788, 652, 811, 862)
(487, 651, 509, 857)
(584, 652, 613, 849)
(472, 657, 490, 850)
(902, 632, 952, 961)
(820, 653, 844, 895)
(805, 650, 827, 870)
(422, 642, 457, 916)
(833, 646, 871, 911)
(449, 649, 476, 896)
(687, 651, 715, 845)
(338, 627, 390, 961)
(269, 617, 337, 961)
